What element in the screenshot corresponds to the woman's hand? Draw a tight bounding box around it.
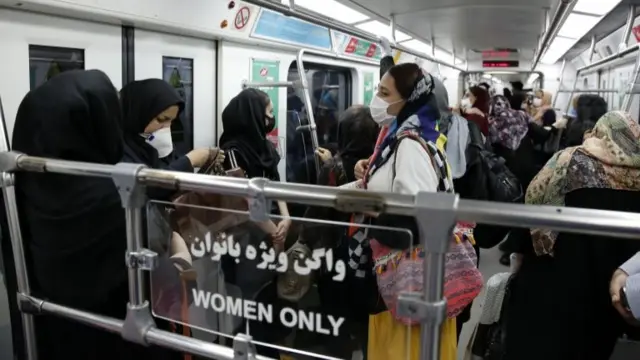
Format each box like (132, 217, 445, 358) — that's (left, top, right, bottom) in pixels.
(272, 218, 292, 245)
(379, 36, 393, 56)
(315, 147, 332, 163)
(552, 117, 569, 129)
(611, 269, 632, 320)
(354, 159, 370, 180)
(187, 147, 221, 168)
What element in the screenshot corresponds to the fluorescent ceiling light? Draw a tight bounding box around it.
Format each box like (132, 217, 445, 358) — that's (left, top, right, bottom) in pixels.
(434, 48, 454, 63)
(281, 0, 369, 23)
(541, 36, 577, 65)
(557, 13, 601, 39)
(401, 39, 458, 64)
(402, 39, 432, 54)
(356, 20, 412, 42)
(538, 0, 622, 65)
(572, 0, 622, 16)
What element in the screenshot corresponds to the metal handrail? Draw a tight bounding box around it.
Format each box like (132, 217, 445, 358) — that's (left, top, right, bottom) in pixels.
(532, 0, 576, 69)
(6, 153, 640, 238)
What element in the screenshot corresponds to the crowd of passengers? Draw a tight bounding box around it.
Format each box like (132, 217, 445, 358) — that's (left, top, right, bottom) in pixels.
(1, 37, 640, 360)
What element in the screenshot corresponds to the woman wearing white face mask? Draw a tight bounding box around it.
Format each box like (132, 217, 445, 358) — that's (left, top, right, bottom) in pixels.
(455, 86, 490, 136)
(355, 61, 457, 360)
(532, 89, 556, 126)
(120, 79, 220, 194)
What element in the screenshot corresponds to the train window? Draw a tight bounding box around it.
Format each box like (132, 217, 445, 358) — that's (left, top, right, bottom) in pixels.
(29, 45, 84, 90)
(162, 56, 194, 155)
(284, 61, 351, 192)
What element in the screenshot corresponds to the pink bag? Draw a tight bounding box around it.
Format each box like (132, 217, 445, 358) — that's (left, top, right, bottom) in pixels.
(372, 222, 483, 324)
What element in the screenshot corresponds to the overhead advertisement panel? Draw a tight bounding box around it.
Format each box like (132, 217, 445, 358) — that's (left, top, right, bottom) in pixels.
(331, 30, 383, 60)
(251, 9, 332, 50)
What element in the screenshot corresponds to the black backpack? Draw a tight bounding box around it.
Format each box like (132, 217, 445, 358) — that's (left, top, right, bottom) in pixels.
(467, 121, 523, 204)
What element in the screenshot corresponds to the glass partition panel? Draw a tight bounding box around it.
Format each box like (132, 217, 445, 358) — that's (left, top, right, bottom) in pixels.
(147, 199, 414, 359)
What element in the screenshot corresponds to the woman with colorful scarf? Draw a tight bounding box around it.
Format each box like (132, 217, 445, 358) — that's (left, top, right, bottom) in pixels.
(362, 61, 456, 360)
(504, 111, 640, 360)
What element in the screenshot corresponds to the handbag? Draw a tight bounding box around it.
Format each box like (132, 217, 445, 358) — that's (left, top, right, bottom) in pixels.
(171, 149, 249, 245)
(370, 131, 484, 324)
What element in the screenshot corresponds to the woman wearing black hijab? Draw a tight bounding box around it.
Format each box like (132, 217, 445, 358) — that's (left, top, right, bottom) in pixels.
(120, 79, 217, 177)
(294, 105, 379, 358)
(11, 70, 179, 359)
(220, 88, 291, 245)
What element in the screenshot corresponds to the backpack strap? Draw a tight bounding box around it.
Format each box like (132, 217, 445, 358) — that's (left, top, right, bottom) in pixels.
(391, 131, 452, 193)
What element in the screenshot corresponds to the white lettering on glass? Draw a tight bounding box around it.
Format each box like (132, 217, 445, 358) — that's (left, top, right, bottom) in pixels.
(191, 289, 344, 336)
(188, 233, 347, 281)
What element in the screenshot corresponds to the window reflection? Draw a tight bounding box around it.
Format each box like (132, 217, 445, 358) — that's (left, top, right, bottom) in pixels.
(162, 56, 194, 155)
(285, 62, 351, 190)
(29, 45, 85, 90)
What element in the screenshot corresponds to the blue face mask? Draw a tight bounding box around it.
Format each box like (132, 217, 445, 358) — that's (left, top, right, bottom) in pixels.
(567, 107, 577, 119)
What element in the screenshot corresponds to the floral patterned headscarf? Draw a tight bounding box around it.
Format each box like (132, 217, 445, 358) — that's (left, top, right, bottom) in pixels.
(488, 95, 530, 150)
(526, 111, 640, 255)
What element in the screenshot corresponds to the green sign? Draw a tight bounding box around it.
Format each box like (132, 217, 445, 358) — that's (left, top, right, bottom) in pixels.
(251, 59, 280, 151)
(363, 72, 375, 105)
(343, 37, 382, 59)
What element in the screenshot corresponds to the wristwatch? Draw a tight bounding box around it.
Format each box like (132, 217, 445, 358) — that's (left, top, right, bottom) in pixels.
(620, 286, 631, 312)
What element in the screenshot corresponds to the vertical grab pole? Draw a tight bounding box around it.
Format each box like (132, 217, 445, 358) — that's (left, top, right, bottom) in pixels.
(588, 36, 596, 63)
(390, 14, 397, 43)
(0, 97, 39, 360)
(619, 5, 636, 53)
(552, 59, 566, 107)
(622, 50, 640, 111)
(112, 163, 158, 345)
(296, 49, 320, 176)
(397, 192, 458, 360)
(565, 71, 580, 113)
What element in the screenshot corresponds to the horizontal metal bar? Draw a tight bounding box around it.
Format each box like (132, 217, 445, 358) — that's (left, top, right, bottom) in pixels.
(556, 89, 621, 93)
(242, 81, 295, 89)
(32, 295, 275, 360)
(532, 0, 576, 69)
(578, 44, 640, 73)
(241, 0, 465, 72)
(8, 154, 640, 240)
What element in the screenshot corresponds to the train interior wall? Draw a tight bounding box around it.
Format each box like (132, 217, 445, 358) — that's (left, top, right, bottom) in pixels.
(1, 1, 640, 359)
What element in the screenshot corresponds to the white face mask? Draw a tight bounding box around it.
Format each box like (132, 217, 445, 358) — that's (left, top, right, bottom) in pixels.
(369, 95, 400, 125)
(460, 98, 472, 109)
(533, 98, 543, 107)
(143, 127, 173, 158)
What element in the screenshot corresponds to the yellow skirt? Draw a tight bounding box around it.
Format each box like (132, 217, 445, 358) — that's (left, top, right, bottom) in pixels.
(368, 311, 457, 360)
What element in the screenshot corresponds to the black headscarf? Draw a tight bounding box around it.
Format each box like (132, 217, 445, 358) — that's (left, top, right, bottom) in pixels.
(389, 66, 440, 126)
(337, 105, 378, 182)
(120, 79, 184, 167)
(11, 70, 127, 307)
(219, 88, 280, 179)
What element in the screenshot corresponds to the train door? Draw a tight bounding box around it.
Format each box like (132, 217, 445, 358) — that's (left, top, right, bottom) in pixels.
(134, 30, 216, 154)
(285, 62, 351, 216)
(0, 9, 122, 138)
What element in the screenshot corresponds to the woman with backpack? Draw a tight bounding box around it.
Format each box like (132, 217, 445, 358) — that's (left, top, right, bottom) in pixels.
(358, 61, 458, 360)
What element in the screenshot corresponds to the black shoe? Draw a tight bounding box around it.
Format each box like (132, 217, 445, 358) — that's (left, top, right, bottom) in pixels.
(499, 252, 511, 267)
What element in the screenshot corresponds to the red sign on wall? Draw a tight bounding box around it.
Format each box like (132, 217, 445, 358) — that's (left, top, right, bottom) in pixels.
(633, 25, 640, 42)
(344, 38, 359, 53)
